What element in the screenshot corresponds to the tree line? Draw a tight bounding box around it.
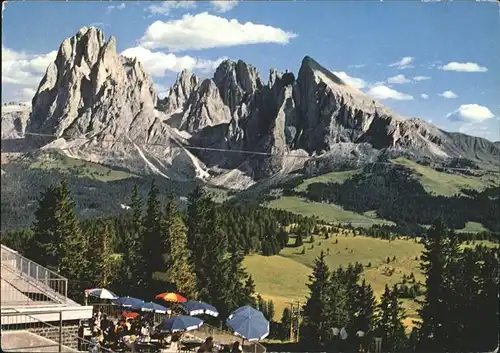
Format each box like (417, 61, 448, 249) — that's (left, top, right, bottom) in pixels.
(300, 219, 499, 352)
(303, 163, 500, 232)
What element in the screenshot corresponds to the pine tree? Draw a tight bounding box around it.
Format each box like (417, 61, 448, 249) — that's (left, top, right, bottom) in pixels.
(281, 307, 292, 341)
(125, 184, 143, 288)
(86, 220, 113, 288)
(31, 179, 88, 299)
(163, 195, 198, 300)
(324, 270, 349, 331)
(354, 279, 376, 333)
(267, 300, 275, 322)
(139, 180, 163, 294)
(301, 251, 330, 346)
(417, 218, 459, 352)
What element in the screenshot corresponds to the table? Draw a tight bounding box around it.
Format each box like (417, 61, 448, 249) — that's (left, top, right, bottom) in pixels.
(179, 341, 202, 352)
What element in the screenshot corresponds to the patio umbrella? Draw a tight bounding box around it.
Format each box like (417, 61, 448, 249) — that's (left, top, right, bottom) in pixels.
(158, 315, 203, 333)
(181, 300, 219, 317)
(85, 288, 119, 300)
(140, 302, 171, 314)
(226, 306, 270, 341)
(113, 296, 144, 309)
(155, 292, 187, 303)
(122, 312, 140, 319)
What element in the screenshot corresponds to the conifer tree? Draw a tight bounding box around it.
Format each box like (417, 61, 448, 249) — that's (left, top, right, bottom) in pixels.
(163, 195, 198, 300)
(281, 307, 292, 341)
(87, 220, 113, 288)
(125, 184, 144, 289)
(139, 180, 163, 293)
(31, 179, 87, 299)
(301, 251, 330, 346)
(417, 218, 462, 351)
(354, 279, 376, 333)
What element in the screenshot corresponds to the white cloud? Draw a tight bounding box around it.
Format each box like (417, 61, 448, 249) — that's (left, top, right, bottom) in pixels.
(421, 93, 429, 100)
(139, 12, 297, 52)
(211, 0, 239, 13)
(121, 46, 227, 77)
(2, 46, 58, 102)
(413, 76, 431, 81)
(106, 2, 125, 13)
(146, 1, 196, 16)
(446, 104, 494, 123)
(332, 71, 367, 90)
(2, 1, 6, 19)
(388, 56, 414, 69)
(440, 62, 487, 72)
(439, 90, 458, 99)
(154, 83, 170, 98)
(387, 74, 411, 85)
(366, 85, 413, 101)
(2, 46, 57, 86)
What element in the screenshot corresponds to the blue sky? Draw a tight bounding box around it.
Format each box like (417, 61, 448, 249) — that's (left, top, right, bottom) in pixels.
(2, 1, 499, 141)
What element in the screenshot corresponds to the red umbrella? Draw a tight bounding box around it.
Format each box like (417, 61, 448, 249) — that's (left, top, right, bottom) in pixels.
(155, 292, 187, 303)
(122, 312, 140, 319)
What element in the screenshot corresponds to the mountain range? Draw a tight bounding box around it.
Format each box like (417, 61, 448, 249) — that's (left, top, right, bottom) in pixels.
(2, 26, 499, 190)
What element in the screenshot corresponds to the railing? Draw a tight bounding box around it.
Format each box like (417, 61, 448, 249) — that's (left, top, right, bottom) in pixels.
(1, 244, 68, 305)
(1, 308, 114, 353)
(91, 303, 168, 325)
(192, 323, 267, 353)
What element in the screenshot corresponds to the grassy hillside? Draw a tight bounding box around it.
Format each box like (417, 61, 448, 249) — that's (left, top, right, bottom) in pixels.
(393, 158, 496, 196)
(266, 196, 395, 227)
(244, 231, 498, 328)
(29, 152, 135, 181)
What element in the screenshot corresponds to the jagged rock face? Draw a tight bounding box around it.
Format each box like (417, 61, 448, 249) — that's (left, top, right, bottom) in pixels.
(179, 79, 232, 133)
(27, 26, 157, 142)
(16, 27, 500, 187)
(159, 70, 200, 113)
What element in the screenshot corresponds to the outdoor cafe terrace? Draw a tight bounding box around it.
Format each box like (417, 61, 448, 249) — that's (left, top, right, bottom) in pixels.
(82, 288, 267, 353)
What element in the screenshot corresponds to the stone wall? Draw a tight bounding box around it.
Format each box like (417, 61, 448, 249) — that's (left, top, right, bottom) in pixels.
(29, 323, 79, 349)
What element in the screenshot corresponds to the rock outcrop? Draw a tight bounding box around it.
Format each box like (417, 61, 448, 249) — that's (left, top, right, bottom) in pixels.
(1, 102, 30, 139)
(13, 26, 499, 188)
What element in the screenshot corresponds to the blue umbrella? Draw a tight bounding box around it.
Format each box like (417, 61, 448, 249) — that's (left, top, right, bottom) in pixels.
(226, 306, 270, 341)
(140, 302, 171, 314)
(113, 296, 144, 309)
(181, 301, 219, 317)
(158, 315, 204, 333)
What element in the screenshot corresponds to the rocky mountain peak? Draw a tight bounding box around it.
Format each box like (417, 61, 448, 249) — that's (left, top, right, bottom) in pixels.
(213, 59, 264, 114)
(27, 26, 157, 141)
(160, 70, 200, 113)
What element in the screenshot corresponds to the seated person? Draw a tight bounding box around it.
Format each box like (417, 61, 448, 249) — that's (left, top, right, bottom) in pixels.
(198, 336, 214, 353)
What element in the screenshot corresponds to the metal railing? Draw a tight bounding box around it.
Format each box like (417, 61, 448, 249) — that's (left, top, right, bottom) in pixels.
(1, 308, 114, 353)
(1, 244, 68, 305)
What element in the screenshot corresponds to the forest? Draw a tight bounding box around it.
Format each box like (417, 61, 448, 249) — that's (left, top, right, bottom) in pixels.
(2, 179, 499, 352)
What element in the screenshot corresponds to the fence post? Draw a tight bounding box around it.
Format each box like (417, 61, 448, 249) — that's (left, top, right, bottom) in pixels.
(59, 310, 63, 352)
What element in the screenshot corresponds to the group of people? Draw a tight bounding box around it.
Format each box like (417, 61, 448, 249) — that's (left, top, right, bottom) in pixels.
(197, 336, 244, 353)
(79, 311, 248, 353)
(328, 327, 382, 353)
(79, 311, 158, 352)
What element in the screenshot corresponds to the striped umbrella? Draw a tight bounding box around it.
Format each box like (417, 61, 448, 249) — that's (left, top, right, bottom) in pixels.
(85, 288, 118, 300)
(155, 292, 187, 303)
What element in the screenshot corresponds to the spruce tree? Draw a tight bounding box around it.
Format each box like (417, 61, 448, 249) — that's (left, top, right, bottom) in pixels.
(417, 218, 459, 352)
(86, 220, 113, 288)
(139, 180, 163, 294)
(163, 195, 198, 300)
(354, 279, 376, 333)
(281, 307, 292, 341)
(125, 184, 144, 290)
(301, 251, 330, 346)
(31, 179, 87, 299)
